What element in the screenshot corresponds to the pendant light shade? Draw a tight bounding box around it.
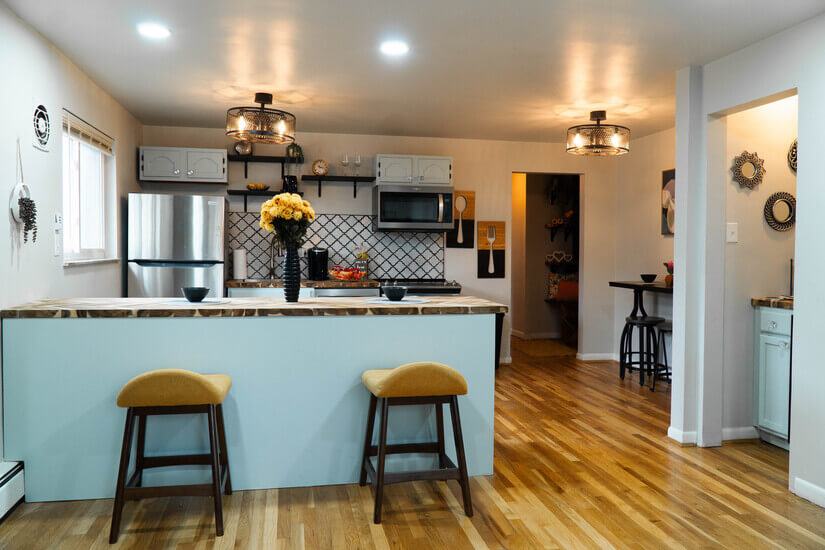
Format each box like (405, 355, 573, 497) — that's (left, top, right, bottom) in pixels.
(566, 110, 630, 156)
(226, 92, 296, 144)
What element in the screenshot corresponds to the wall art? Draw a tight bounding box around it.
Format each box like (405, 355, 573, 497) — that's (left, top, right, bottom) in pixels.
(661, 168, 675, 235)
(731, 151, 766, 189)
(764, 192, 795, 232)
(788, 139, 797, 173)
(477, 221, 505, 278)
(32, 102, 50, 152)
(446, 190, 475, 248)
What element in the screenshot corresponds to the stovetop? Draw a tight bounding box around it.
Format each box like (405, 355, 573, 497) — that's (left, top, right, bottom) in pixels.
(376, 278, 462, 294)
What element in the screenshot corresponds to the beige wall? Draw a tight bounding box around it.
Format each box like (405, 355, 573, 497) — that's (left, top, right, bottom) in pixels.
(0, 2, 142, 308)
(613, 128, 676, 356)
(143, 125, 620, 361)
(723, 95, 797, 432)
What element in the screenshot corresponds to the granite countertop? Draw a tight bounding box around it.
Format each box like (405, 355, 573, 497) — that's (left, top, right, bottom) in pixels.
(751, 297, 794, 310)
(0, 296, 507, 319)
(225, 279, 380, 288)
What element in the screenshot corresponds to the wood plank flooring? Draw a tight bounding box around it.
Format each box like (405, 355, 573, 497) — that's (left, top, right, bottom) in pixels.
(1, 338, 823, 548)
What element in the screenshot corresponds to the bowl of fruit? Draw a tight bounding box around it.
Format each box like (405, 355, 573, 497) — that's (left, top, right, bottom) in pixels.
(246, 182, 270, 191)
(328, 265, 366, 281)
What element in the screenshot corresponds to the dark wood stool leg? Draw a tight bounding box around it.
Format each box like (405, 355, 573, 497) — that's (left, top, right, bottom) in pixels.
(359, 394, 377, 486)
(135, 414, 146, 487)
(619, 322, 629, 379)
(625, 324, 635, 374)
(216, 404, 232, 495)
(436, 402, 447, 469)
(637, 323, 645, 386)
(449, 396, 473, 517)
(207, 405, 224, 536)
(373, 398, 389, 524)
(109, 408, 136, 544)
(649, 327, 658, 391)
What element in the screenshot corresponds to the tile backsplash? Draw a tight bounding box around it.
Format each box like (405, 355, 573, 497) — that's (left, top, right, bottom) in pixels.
(228, 212, 444, 280)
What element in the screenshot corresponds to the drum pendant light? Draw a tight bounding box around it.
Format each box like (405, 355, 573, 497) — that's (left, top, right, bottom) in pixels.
(226, 92, 296, 144)
(566, 110, 630, 156)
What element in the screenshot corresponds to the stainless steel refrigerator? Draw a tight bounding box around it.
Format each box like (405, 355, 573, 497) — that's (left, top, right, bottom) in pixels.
(127, 193, 225, 298)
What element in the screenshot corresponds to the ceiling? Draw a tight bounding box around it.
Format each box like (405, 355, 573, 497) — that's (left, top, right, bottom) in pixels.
(8, 0, 825, 141)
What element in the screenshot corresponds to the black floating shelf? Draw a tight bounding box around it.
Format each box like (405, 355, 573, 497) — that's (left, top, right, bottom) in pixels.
(301, 175, 375, 198)
(227, 188, 303, 211)
(227, 154, 293, 178)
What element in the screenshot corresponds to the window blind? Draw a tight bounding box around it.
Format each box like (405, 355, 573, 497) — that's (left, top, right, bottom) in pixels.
(62, 109, 114, 156)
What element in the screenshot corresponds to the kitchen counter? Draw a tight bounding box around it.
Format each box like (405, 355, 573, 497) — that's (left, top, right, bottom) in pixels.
(2, 295, 502, 501)
(751, 297, 794, 310)
(225, 278, 380, 289)
(0, 296, 506, 319)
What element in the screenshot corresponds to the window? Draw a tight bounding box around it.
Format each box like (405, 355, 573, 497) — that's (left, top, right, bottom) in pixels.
(61, 111, 115, 262)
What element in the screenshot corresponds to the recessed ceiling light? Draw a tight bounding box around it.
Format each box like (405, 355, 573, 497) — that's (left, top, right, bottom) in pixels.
(380, 40, 409, 56)
(137, 22, 171, 40)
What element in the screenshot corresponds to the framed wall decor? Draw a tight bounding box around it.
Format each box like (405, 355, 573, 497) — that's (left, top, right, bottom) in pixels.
(446, 190, 475, 248)
(477, 221, 505, 278)
(788, 139, 797, 173)
(661, 168, 675, 235)
(731, 151, 766, 189)
(764, 192, 795, 232)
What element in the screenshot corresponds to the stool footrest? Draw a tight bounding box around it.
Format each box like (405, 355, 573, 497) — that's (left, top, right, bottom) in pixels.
(124, 483, 213, 500)
(142, 453, 213, 469)
(367, 442, 440, 456)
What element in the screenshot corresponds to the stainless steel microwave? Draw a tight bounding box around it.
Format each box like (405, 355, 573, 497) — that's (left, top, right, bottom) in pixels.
(373, 184, 454, 231)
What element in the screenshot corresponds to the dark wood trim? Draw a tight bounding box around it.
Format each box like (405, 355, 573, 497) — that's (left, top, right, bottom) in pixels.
(359, 394, 377, 487)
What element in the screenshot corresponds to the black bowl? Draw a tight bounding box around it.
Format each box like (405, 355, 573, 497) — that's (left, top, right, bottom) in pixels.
(640, 274, 657, 283)
(182, 287, 210, 303)
(382, 286, 408, 302)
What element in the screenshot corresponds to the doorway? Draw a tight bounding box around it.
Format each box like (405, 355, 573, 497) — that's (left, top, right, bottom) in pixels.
(511, 172, 581, 358)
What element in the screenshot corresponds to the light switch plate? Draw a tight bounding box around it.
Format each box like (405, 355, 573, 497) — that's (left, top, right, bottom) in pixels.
(726, 222, 739, 243)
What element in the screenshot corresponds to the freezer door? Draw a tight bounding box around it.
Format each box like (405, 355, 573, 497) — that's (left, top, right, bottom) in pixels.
(127, 261, 224, 298)
(128, 193, 225, 261)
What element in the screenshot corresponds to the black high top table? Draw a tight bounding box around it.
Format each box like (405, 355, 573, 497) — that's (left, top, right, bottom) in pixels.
(609, 281, 673, 318)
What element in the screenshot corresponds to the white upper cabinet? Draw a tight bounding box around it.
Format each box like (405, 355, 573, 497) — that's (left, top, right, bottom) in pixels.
(140, 147, 227, 183)
(416, 156, 452, 184)
(376, 155, 414, 184)
(375, 154, 452, 185)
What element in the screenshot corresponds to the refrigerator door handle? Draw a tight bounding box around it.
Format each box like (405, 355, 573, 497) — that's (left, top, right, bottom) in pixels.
(133, 260, 222, 268)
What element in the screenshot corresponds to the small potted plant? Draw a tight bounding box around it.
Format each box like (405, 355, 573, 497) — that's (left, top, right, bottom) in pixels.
(260, 193, 316, 302)
(664, 261, 674, 287)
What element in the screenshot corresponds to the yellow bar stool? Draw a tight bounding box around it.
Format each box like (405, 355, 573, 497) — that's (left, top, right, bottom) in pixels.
(109, 369, 233, 543)
(359, 362, 472, 523)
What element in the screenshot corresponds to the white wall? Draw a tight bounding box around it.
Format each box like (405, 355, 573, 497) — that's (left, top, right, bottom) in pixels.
(723, 96, 797, 434)
(142, 125, 620, 361)
(0, 2, 142, 456)
(675, 11, 825, 507)
(613, 128, 676, 359)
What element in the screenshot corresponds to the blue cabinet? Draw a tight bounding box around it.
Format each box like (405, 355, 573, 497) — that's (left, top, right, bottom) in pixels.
(753, 307, 792, 448)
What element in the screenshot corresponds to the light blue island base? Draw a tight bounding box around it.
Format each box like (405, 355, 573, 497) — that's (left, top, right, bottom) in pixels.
(3, 314, 495, 502)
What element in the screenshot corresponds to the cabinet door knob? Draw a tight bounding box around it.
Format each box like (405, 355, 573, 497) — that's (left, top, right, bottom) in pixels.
(769, 321, 777, 329)
(187, 169, 195, 176)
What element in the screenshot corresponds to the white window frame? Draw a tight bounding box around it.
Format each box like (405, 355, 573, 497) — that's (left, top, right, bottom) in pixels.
(61, 110, 115, 264)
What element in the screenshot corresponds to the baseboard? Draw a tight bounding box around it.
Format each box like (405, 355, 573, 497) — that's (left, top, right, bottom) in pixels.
(0, 463, 24, 525)
(510, 330, 561, 340)
(722, 426, 759, 441)
(793, 477, 825, 509)
(576, 353, 618, 362)
(668, 426, 697, 445)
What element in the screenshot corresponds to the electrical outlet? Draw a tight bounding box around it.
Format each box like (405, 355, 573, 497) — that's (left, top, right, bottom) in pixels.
(726, 222, 739, 243)
(53, 213, 63, 256)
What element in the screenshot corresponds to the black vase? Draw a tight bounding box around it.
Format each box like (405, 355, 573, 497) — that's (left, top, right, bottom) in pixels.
(283, 247, 301, 302)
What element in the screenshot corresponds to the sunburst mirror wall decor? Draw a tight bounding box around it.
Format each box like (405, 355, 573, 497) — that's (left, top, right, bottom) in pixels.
(788, 139, 797, 172)
(731, 151, 766, 189)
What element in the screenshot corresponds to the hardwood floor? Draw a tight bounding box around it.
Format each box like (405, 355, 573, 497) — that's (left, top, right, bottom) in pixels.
(2, 339, 823, 549)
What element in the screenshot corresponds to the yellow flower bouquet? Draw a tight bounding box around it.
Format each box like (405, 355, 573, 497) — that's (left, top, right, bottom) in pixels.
(259, 193, 316, 248)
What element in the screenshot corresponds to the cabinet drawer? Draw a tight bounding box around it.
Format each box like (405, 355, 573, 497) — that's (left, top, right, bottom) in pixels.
(759, 308, 792, 336)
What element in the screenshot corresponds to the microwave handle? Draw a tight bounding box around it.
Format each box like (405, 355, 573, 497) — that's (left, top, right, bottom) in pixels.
(437, 194, 444, 222)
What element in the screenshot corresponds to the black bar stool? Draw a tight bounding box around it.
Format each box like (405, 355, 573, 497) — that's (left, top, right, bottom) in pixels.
(651, 321, 672, 391)
(359, 361, 472, 524)
(109, 369, 233, 543)
(619, 315, 664, 385)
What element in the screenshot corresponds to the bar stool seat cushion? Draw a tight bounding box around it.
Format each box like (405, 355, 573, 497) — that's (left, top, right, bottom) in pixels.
(117, 369, 232, 407)
(361, 362, 467, 398)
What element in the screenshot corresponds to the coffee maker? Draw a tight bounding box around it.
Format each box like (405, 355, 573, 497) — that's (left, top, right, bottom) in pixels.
(308, 248, 328, 280)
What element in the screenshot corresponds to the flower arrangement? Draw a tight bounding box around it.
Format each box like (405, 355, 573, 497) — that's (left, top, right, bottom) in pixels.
(259, 193, 316, 248)
(664, 261, 674, 275)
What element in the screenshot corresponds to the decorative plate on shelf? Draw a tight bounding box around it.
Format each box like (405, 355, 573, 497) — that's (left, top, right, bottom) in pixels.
(311, 159, 329, 176)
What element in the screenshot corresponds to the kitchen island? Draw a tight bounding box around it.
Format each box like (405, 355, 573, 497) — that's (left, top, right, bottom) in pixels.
(1, 296, 505, 502)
